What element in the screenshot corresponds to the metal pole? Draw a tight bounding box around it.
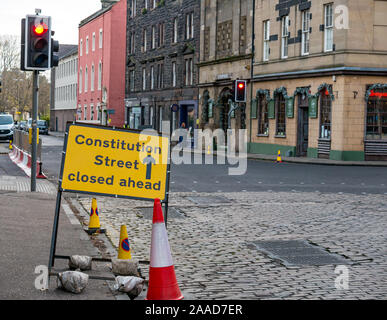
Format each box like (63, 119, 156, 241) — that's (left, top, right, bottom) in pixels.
(31, 70, 39, 192)
(48, 190, 62, 274)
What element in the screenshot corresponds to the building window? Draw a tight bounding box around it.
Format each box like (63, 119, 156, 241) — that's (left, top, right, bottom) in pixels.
(152, 0, 156, 9)
(99, 29, 103, 48)
(150, 66, 154, 90)
(301, 10, 310, 55)
(185, 58, 193, 86)
(142, 67, 146, 91)
(186, 12, 194, 39)
(129, 32, 135, 54)
(173, 18, 178, 43)
(275, 93, 286, 136)
(156, 64, 164, 89)
(91, 64, 95, 91)
(98, 61, 102, 90)
(152, 26, 156, 49)
(97, 104, 101, 121)
(281, 16, 289, 59)
(144, 0, 148, 10)
(258, 94, 269, 135)
(320, 88, 332, 139)
(142, 28, 147, 52)
(158, 22, 165, 47)
(172, 61, 176, 87)
(79, 69, 82, 93)
(129, 70, 135, 92)
(366, 87, 387, 140)
(80, 39, 83, 56)
(86, 36, 89, 54)
(91, 105, 94, 120)
(324, 3, 334, 52)
(263, 20, 270, 61)
(130, 0, 137, 18)
(92, 32, 95, 51)
(84, 105, 88, 121)
(85, 66, 88, 92)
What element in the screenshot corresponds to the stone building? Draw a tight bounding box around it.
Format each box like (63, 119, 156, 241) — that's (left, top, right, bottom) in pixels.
(125, 0, 200, 135)
(50, 45, 78, 132)
(249, 0, 387, 161)
(198, 0, 254, 135)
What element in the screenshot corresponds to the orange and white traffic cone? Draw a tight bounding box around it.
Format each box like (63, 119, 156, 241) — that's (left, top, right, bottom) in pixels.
(146, 198, 183, 300)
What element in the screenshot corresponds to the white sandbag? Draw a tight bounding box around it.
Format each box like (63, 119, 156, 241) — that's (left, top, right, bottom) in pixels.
(114, 276, 145, 298)
(68, 255, 92, 271)
(57, 271, 89, 294)
(111, 258, 139, 276)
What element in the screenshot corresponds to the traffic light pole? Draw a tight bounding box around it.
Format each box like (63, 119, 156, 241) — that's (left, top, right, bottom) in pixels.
(31, 70, 39, 192)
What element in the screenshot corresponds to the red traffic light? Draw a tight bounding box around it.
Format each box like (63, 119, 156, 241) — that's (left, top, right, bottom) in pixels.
(33, 23, 48, 36)
(238, 83, 245, 89)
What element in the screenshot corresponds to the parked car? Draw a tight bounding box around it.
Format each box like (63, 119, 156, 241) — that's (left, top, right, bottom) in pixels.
(18, 120, 27, 131)
(25, 119, 32, 132)
(0, 114, 15, 141)
(37, 120, 49, 135)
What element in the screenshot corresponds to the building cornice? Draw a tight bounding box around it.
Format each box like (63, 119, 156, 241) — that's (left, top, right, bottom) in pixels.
(197, 54, 253, 68)
(252, 67, 387, 82)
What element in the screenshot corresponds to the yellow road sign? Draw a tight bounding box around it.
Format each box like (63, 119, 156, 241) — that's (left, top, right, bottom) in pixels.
(60, 123, 169, 201)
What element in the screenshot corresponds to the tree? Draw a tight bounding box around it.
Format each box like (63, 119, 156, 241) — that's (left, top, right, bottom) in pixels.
(0, 35, 20, 73)
(0, 35, 51, 118)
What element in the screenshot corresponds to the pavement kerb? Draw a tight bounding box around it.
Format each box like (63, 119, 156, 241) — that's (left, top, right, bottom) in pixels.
(187, 148, 387, 167)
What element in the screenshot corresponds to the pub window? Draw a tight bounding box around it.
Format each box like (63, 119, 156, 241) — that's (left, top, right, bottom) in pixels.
(320, 88, 332, 139)
(366, 87, 387, 140)
(275, 94, 286, 136)
(257, 94, 269, 135)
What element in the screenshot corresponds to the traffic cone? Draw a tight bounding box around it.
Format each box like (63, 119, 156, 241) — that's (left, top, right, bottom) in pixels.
(146, 199, 183, 300)
(117, 225, 132, 260)
(86, 198, 105, 234)
(276, 150, 282, 163)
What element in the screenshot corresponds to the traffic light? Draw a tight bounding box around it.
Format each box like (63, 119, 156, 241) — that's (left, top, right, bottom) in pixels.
(24, 15, 52, 71)
(51, 36, 59, 68)
(235, 80, 247, 103)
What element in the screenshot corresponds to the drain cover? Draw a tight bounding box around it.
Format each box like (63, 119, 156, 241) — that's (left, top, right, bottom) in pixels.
(251, 240, 349, 266)
(138, 207, 185, 220)
(186, 195, 231, 205)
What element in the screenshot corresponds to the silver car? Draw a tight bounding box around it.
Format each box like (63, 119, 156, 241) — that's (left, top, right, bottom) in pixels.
(0, 114, 14, 141)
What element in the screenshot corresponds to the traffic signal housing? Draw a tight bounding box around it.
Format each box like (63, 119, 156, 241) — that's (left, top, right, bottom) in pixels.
(24, 15, 52, 71)
(235, 80, 247, 103)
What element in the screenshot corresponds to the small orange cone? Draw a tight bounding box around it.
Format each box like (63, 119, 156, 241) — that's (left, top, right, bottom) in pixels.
(276, 150, 282, 163)
(146, 199, 183, 300)
(86, 198, 105, 234)
(117, 225, 132, 260)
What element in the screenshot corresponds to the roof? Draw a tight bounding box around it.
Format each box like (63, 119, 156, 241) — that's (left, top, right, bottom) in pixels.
(79, 1, 118, 27)
(58, 44, 78, 60)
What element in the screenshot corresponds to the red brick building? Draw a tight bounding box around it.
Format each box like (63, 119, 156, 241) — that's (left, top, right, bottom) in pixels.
(77, 0, 127, 127)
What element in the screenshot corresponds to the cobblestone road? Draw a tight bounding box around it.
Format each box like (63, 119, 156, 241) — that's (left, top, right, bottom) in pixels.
(77, 191, 387, 299)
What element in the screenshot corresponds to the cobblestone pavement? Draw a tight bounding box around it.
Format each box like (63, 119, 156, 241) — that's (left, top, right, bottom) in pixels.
(77, 191, 387, 300)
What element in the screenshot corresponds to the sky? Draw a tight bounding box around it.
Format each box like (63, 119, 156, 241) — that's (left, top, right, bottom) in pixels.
(0, 0, 102, 45)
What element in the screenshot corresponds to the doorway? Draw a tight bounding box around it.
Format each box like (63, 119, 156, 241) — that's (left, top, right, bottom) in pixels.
(297, 94, 309, 157)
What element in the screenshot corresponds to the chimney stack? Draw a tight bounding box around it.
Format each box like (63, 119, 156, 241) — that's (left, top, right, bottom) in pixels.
(101, 0, 119, 9)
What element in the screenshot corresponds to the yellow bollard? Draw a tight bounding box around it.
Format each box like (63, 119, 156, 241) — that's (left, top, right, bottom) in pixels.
(9, 140, 13, 150)
(276, 150, 282, 163)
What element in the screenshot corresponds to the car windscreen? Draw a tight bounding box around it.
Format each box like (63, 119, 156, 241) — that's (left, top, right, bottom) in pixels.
(0, 116, 13, 125)
(38, 120, 47, 126)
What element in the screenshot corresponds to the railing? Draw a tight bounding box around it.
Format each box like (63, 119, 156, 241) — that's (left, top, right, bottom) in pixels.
(13, 129, 42, 160)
